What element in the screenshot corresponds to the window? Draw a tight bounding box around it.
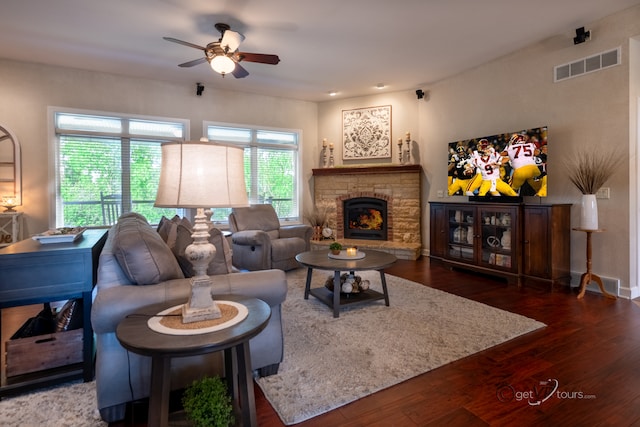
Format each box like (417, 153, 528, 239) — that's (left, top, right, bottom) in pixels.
(205, 122, 301, 223)
(52, 109, 188, 227)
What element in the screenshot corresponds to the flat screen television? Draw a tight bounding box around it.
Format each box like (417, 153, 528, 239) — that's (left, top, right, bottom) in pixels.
(447, 126, 547, 202)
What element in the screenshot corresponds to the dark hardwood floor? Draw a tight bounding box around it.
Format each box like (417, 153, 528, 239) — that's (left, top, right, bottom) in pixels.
(111, 257, 640, 426)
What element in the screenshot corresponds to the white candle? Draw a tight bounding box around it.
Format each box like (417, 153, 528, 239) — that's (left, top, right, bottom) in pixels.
(329, 142, 334, 149)
(406, 132, 411, 141)
(322, 138, 327, 147)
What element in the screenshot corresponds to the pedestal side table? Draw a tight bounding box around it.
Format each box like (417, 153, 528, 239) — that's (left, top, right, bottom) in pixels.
(116, 294, 270, 427)
(572, 228, 616, 299)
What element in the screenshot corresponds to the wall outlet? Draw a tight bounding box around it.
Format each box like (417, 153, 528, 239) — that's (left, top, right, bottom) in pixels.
(437, 190, 444, 198)
(596, 187, 610, 199)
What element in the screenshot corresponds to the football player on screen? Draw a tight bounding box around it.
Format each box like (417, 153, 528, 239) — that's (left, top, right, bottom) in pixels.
(448, 145, 478, 196)
(472, 140, 517, 197)
(502, 133, 541, 195)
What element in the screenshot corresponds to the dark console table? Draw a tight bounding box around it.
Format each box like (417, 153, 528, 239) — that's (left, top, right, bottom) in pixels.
(0, 229, 107, 397)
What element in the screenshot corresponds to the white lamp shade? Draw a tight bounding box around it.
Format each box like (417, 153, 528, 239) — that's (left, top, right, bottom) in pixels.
(210, 55, 236, 74)
(155, 142, 248, 208)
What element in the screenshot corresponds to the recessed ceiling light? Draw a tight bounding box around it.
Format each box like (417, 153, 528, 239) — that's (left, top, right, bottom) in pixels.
(375, 83, 385, 89)
(328, 91, 338, 96)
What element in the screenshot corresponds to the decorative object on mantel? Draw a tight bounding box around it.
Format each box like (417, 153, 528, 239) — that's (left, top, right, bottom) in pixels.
(404, 131, 413, 164)
(329, 141, 335, 167)
(321, 138, 328, 168)
(564, 148, 624, 230)
(342, 105, 392, 160)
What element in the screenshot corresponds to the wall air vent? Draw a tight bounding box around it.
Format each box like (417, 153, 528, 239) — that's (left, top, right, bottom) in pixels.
(554, 47, 621, 82)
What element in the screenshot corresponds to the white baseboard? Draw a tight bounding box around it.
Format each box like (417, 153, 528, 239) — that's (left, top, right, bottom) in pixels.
(570, 271, 621, 298)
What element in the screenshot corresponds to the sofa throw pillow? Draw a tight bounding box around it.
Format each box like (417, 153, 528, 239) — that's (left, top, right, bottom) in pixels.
(112, 213, 184, 285)
(157, 215, 180, 248)
(171, 217, 234, 277)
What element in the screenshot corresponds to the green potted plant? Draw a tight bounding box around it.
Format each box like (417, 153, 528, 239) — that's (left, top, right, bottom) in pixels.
(329, 241, 342, 255)
(182, 376, 235, 427)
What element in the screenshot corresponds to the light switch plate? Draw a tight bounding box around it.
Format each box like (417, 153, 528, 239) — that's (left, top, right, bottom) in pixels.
(596, 187, 610, 199)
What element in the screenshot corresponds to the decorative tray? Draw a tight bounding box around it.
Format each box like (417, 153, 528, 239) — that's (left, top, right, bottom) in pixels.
(32, 227, 86, 244)
(328, 250, 366, 260)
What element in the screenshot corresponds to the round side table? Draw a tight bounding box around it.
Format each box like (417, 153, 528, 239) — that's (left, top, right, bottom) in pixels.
(116, 294, 270, 427)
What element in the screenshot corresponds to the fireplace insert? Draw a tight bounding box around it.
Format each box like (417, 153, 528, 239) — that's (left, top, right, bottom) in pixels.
(343, 197, 388, 240)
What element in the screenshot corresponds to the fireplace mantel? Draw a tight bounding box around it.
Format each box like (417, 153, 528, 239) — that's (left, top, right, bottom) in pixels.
(312, 164, 421, 176)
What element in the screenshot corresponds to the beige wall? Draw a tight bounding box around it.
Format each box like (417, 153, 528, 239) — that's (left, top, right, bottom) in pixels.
(2, 5, 640, 296)
(0, 60, 318, 236)
(319, 5, 640, 297)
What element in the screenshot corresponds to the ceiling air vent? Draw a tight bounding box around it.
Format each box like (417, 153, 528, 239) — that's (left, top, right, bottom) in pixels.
(554, 47, 621, 82)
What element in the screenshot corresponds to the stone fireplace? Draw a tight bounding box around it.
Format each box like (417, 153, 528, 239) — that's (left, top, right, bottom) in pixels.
(312, 164, 422, 260)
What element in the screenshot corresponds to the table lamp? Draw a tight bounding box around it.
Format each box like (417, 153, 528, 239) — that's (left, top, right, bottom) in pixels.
(155, 141, 248, 323)
(2, 195, 18, 212)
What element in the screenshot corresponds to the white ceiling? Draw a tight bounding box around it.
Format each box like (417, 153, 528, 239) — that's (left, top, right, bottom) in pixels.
(2, 0, 639, 102)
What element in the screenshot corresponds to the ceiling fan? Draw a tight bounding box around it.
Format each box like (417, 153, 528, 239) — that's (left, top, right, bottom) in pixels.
(163, 23, 280, 78)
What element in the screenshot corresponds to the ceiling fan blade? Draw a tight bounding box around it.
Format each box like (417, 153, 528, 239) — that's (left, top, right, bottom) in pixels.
(178, 57, 208, 68)
(235, 52, 280, 65)
(231, 62, 249, 79)
(163, 37, 206, 51)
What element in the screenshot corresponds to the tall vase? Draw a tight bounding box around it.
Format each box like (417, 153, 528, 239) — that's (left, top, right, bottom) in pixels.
(580, 194, 598, 230)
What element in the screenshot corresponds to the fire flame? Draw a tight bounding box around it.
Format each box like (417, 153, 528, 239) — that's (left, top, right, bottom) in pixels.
(349, 209, 383, 230)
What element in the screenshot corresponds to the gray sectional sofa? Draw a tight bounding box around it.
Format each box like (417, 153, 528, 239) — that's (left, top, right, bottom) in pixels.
(91, 213, 288, 423)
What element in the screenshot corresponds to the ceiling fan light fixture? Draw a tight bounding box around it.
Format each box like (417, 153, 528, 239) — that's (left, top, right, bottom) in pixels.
(210, 55, 236, 75)
(220, 30, 245, 53)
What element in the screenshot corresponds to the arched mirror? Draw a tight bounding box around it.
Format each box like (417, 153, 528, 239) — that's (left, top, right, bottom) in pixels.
(0, 125, 21, 207)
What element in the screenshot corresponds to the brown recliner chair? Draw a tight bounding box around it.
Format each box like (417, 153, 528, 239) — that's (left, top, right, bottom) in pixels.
(229, 204, 312, 271)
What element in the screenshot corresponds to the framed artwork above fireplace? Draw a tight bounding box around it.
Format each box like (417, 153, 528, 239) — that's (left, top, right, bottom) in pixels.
(342, 105, 392, 160)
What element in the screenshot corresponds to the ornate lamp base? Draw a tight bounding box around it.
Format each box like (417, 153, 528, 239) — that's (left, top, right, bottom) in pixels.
(181, 208, 222, 324)
(182, 276, 222, 323)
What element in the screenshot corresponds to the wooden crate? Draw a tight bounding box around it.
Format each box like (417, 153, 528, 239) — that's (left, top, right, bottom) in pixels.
(5, 328, 83, 377)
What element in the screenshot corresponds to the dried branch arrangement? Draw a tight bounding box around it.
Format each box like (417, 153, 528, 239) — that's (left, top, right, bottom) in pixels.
(564, 149, 624, 194)
(303, 206, 328, 227)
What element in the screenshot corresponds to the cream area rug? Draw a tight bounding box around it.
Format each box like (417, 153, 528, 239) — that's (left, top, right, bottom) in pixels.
(256, 268, 546, 425)
(0, 269, 544, 426)
(0, 380, 105, 427)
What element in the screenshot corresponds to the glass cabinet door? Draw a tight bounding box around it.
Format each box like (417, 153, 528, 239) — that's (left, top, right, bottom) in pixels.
(446, 206, 475, 261)
(478, 207, 515, 271)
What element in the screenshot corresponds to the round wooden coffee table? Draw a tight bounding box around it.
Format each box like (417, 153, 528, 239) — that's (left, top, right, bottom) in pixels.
(116, 294, 270, 427)
(295, 249, 397, 317)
